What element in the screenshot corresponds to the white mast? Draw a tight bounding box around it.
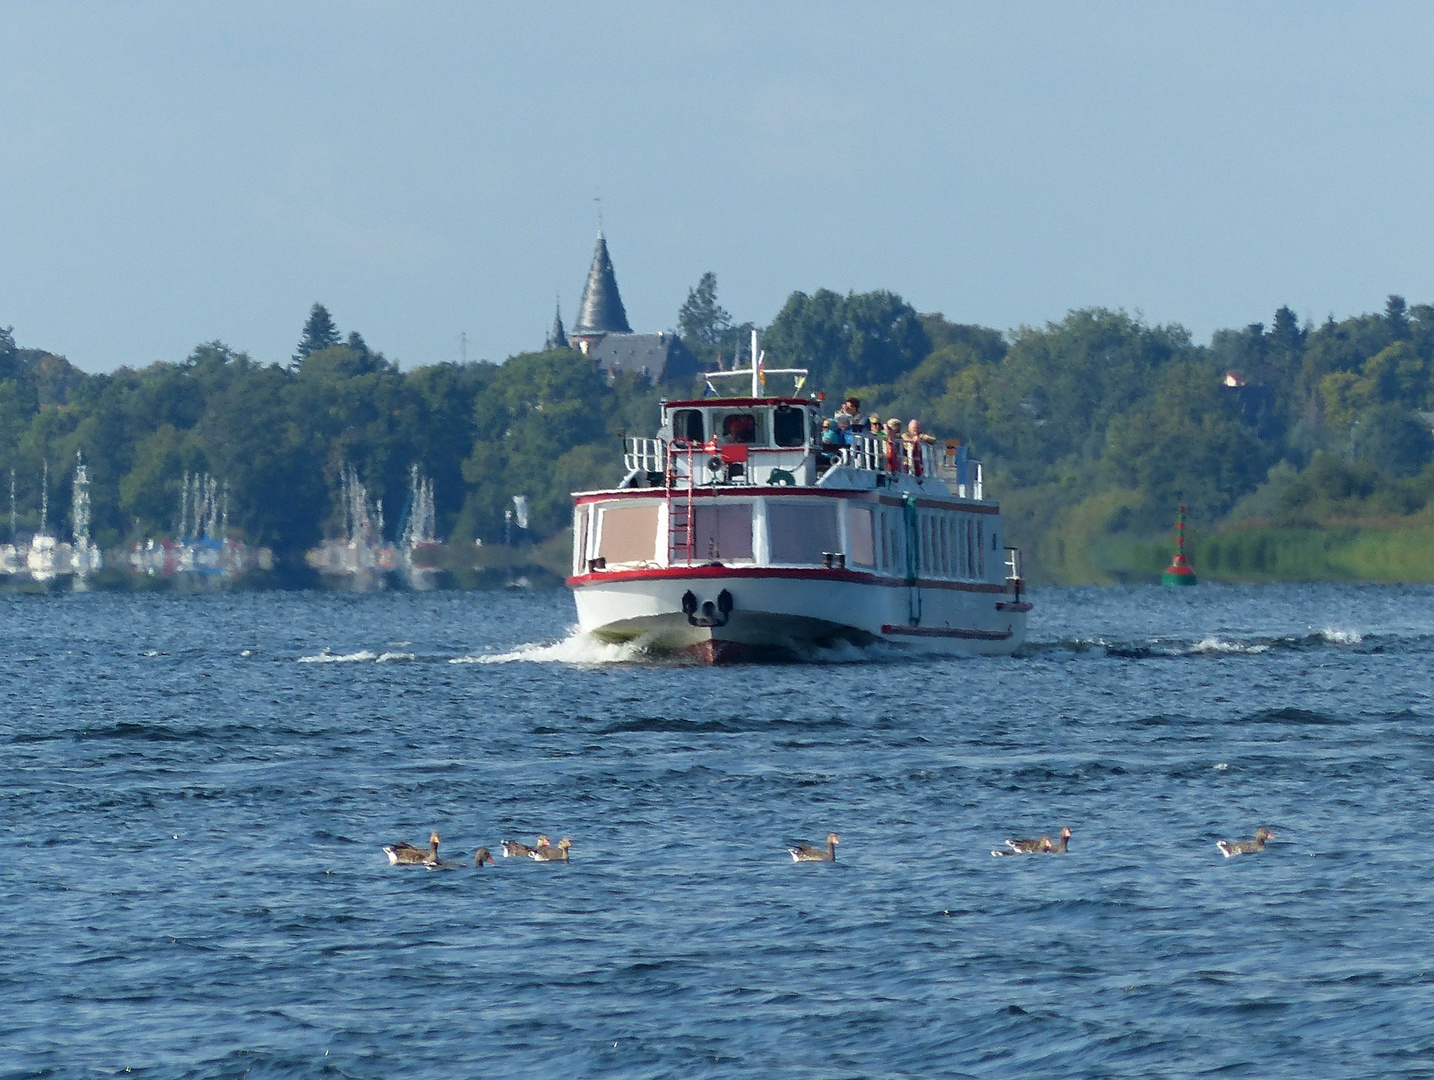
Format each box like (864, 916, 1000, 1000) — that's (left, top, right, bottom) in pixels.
(702, 328, 806, 398)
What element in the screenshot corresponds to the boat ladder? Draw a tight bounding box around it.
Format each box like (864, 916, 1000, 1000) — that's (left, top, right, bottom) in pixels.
(666, 441, 697, 565)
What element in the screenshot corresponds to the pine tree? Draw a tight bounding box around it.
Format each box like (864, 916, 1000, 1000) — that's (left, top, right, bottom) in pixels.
(294, 303, 341, 362)
(678, 272, 731, 348)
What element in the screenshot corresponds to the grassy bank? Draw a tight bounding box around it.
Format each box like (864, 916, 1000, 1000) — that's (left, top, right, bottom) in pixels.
(1078, 521, 1434, 584)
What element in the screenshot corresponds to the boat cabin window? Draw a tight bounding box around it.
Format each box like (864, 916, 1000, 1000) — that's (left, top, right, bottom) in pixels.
(671, 409, 704, 443)
(574, 507, 590, 573)
(773, 404, 805, 447)
(597, 504, 658, 565)
(690, 504, 753, 561)
(721, 412, 758, 444)
(767, 501, 840, 564)
(848, 505, 875, 567)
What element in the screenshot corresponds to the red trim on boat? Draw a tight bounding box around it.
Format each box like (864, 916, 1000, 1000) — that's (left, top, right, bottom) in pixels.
(566, 565, 1010, 593)
(881, 624, 1014, 641)
(664, 397, 811, 408)
(573, 487, 999, 511)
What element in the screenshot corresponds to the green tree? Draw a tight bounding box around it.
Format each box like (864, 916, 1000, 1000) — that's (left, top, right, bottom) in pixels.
(677, 272, 731, 349)
(764, 288, 929, 393)
(294, 303, 341, 363)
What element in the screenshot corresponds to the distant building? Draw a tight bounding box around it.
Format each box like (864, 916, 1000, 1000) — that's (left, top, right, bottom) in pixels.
(570, 233, 631, 353)
(589, 331, 701, 385)
(557, 233, 700, 386)
(545, 300, 568, 351)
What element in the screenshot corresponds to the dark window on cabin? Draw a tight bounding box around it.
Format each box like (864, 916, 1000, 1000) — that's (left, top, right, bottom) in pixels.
(723, 413, 757, 444)
(672, 409, 704, 443)
(773, 405, 805, 447)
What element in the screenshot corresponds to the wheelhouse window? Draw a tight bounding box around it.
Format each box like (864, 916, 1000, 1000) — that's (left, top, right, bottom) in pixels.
(720, 412, 759, 444)
(767, 501, 840, 564)
(596, 504, 658, 565)
(773, 404, 806, 447)
(671, 409, 705, 443)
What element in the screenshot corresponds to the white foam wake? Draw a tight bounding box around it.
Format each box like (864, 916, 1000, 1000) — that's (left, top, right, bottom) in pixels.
(1318, 628, 1362, 645)
(297, 650, 379, 663)
(1186, 636, 1270, 655)
(452, 631, 653, 665)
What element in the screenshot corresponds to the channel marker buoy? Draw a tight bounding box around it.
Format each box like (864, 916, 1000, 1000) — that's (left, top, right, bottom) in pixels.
(1162, 504, 1197, 586)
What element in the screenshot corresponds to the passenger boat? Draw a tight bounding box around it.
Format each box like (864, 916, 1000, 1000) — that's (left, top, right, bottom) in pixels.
(567, 340, 1030, 662)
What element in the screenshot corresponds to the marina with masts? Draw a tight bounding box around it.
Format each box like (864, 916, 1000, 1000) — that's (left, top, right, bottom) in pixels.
(0, 454, 104, 589)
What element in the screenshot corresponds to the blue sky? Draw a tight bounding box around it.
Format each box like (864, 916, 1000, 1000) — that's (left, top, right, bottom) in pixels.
(2, 2, 1432, 372)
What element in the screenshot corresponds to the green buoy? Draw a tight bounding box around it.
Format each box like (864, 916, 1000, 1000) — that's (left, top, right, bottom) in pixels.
(1162, 503, 1197, 586)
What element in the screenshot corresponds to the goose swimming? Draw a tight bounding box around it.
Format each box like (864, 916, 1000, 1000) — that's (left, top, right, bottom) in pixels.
(789, 833, 839, 862)
(530, 837, 573, 862)
(992, 826, 1071, 857)
(1217, 828, 1274, 857)
(474, 847, 495, 866)
(383, 831, 441, 865)
(501, 835, 549, 858)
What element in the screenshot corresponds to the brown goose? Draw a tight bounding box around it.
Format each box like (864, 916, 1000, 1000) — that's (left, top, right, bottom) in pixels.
(1217, 828, 1274, 857)
(530, 837, 573, 862)
(474, 847, 495, 867)
(500, 835, 549, 858)
(789, 833, 839, 862)
(992, 826, 1071, 857)
(383, 831, 440, 865)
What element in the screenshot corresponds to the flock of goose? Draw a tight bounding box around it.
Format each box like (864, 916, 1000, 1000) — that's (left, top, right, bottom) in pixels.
(381, 826, 1276, 869)
(382, 831, 572, 868)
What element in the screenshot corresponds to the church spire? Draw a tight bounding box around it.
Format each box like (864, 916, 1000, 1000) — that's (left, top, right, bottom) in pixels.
(572, 232, 631, 345)
(546, 297, 568, 350)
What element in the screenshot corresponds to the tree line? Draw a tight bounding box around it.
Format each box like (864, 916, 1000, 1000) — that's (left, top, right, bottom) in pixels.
(4, 283, 1434, 581)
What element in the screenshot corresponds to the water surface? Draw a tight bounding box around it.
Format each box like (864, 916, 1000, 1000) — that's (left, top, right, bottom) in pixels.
(3, 584, 1433, 1078)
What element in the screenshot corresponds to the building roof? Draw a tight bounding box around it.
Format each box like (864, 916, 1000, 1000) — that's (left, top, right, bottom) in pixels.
(573, 233, 631, 335)
(589, 333, 701, 385)
(546, 300, 568, 350)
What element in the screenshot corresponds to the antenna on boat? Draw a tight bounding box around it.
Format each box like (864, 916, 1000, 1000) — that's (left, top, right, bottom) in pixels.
(702, 327, 807, 398)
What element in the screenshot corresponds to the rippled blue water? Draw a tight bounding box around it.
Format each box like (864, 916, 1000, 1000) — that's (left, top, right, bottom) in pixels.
(4, 584, 1434, 1078)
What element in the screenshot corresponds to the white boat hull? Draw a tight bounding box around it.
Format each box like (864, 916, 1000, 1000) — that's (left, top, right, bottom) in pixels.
(571, 569, 1027, 662)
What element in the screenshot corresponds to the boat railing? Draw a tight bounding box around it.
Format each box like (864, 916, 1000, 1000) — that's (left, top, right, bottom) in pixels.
(1004, 546, 1025, 603)
(834, 434, 983, 496)
(629, 432, 983, 496)
(624, 436, 666, 475)
(1005, 546, 1022, 584)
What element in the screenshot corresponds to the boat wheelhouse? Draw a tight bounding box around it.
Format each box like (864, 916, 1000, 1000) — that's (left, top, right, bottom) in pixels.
(567, 354, 1029, 662)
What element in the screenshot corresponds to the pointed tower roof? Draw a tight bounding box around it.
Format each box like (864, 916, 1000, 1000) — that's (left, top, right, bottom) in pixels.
(573, 233, 631, 336)
(547, 299, 568, 350)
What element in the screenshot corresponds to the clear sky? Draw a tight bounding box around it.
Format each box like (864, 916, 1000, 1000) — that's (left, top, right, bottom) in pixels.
(3, 2, 1432, 372)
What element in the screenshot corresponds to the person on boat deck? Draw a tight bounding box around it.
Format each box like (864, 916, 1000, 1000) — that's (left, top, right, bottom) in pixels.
(884, 417, 904, 472)
(832, 412, 853, 447)
(905, 419, 936, 476)
(819, 418, 842, 450)
(867, 414, 882, 435)
(721, 412, 757, 444)
(836, 397, 862, 427)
